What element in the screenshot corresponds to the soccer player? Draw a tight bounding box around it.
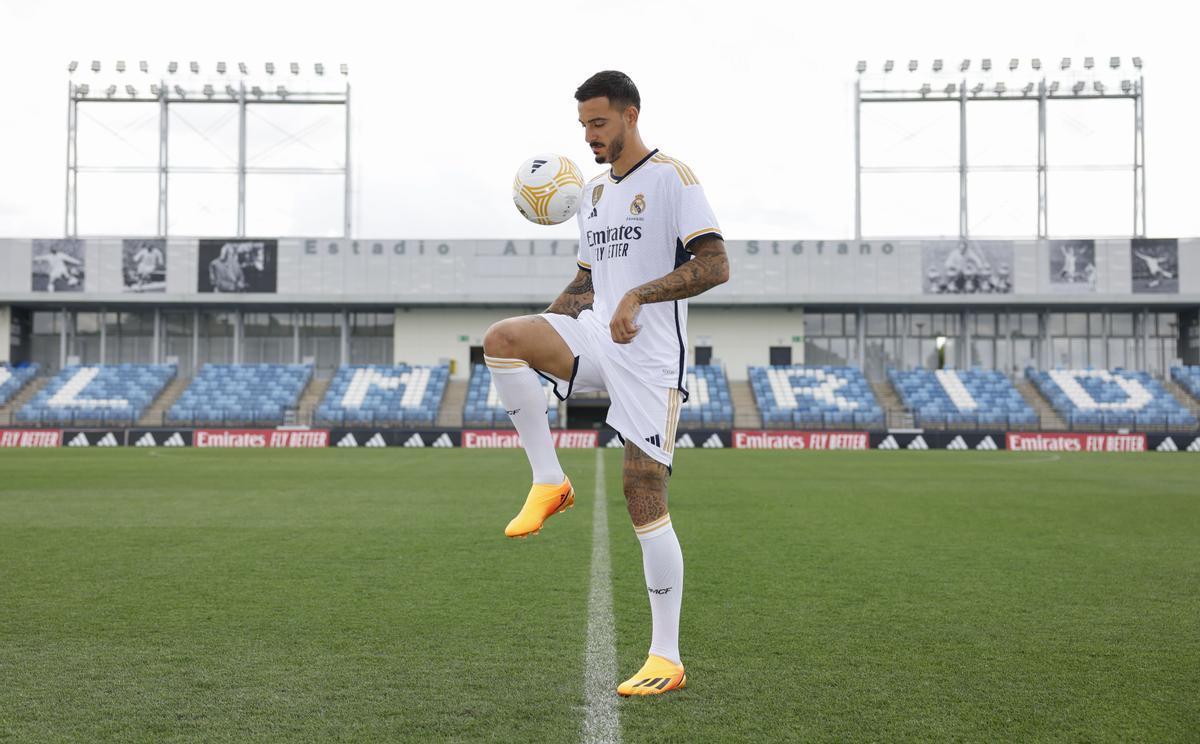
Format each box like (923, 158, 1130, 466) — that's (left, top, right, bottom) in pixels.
(1134, 249, 1174, 288)
(483, 70, 729, 697)
(34, 245, 83, 292)
(208, 242, 246, 292)
(132, 241, 164, 289)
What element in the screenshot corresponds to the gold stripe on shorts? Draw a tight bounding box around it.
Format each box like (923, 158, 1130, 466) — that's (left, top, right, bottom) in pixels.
(663, 388, 681, 455)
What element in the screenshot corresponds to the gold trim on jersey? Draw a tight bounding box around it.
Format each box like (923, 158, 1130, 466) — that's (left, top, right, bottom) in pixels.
(683, 227, 721, 245)
(577, 259, 592, 271)
(650, 153, 699, 186)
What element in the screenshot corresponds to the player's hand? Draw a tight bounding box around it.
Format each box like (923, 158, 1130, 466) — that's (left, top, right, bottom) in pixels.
(610, 293, 642, 344)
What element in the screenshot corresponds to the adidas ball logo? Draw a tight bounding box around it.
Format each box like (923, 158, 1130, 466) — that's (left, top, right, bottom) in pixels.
(946, 435, 968, 450)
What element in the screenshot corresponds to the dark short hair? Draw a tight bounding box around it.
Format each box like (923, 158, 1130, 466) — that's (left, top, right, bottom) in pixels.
(574, 70, 640, 112)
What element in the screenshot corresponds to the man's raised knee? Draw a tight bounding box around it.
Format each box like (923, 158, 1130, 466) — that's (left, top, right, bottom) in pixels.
(483, 320, 520, 359)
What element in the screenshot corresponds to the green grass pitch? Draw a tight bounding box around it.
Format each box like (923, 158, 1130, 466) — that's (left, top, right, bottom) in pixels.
(1, 449, 1197, 742)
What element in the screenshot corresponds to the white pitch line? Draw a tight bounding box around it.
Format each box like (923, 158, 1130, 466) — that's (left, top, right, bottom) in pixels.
(581, 448, 620, 744)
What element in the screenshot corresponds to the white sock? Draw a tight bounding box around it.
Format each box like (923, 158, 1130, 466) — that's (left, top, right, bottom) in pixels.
(635, 514, 684, 665)
(485, 356, 565, 485)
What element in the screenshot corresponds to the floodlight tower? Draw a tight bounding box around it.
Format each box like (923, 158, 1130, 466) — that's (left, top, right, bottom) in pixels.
(853, 56, 1146, 239)
(65, 60, 352, 238)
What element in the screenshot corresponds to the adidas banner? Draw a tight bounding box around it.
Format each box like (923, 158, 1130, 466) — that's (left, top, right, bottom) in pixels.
(127, 429, 192, 448)
(599, 429, 731, 450)
(62, 430, 124, 448)
(0, 429, 63, 448)
(871, 431, 1006, 450)
(1145, 434, 1200, 453)
(328, 429, 460, 448)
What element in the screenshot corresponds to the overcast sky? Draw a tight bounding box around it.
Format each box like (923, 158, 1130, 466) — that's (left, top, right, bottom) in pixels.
(0, 0, 1195, 241)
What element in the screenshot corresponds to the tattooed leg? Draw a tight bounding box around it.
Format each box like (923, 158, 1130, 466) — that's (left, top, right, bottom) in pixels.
(623, 441, 669, 526)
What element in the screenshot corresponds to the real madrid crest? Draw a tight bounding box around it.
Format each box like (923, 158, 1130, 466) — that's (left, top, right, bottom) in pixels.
(630, 193, 646, 215)
(592, 184, 604, 208)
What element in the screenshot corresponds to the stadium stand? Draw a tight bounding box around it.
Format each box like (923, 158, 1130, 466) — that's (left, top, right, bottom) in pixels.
(0, 362, 39, 407)
(1027, 368, 1197, 429)
(1171, 366, 1200, 401)
(463, 364, 559, 428)
(679, 365, 734, 428)
(749, 365, 884, 429)
(167, 364, 311, 426)
(16, 364, 175, 425)
(889, 368, 1039, 428)
(314, 364, 449, 426)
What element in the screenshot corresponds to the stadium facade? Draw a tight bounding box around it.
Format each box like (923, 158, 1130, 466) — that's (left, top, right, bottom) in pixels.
(2, 235, 1199, 449)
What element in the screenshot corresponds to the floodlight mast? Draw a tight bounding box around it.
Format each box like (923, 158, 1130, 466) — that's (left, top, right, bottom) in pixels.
(853, 58, 1146, 240)
(65, 60, 352, 238)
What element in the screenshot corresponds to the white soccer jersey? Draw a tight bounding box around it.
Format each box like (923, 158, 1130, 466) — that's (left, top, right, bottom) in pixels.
(575, 149, 721, 394)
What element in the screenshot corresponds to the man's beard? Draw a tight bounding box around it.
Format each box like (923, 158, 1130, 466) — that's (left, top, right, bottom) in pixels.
(596, 132, 625, 164)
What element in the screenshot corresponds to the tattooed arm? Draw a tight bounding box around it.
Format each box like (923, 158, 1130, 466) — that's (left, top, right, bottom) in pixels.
(544, 268, 594, 319)
(610, 234, 730, 343)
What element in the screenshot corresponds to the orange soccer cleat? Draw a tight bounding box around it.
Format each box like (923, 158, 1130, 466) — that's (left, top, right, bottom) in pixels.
(616, 654, 687, 696)
(504, 477, 574, 538)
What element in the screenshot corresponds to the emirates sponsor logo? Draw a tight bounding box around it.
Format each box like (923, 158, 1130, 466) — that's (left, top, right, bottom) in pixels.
(462, 430, 595, 448)
(1006, 433, 1145, 452)
(463, 431, 521, 448)
(733, 431, 867, 450)
(194, 430, 328, 448)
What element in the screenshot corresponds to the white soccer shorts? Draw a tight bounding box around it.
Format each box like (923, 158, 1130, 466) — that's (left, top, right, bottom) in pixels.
(539, 309, 684, 470)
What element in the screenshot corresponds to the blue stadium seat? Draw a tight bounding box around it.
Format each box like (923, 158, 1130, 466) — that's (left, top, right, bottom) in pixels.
(0, 362, 39, 407)
(168, 364, 311, 426)
(16, 364, 175, 426)
(314, 364, 449, 427)
(1029, 368, 1196, 429)
(748, 365, 883, 429)
(679, 365, 734, 428)
(463, 364, 560, 429)
(889, 368, 1037, 429)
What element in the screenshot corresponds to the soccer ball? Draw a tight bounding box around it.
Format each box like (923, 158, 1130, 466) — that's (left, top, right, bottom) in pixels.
(512, 154, 585, 225)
